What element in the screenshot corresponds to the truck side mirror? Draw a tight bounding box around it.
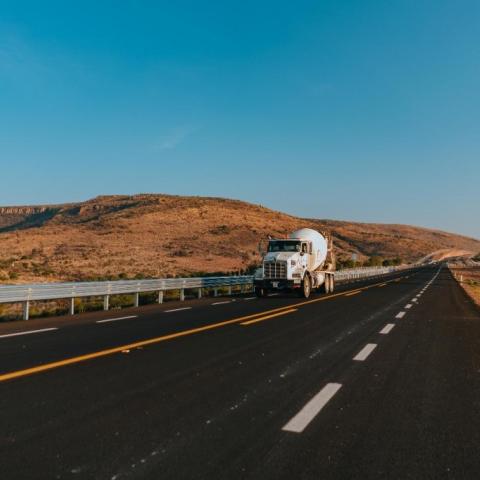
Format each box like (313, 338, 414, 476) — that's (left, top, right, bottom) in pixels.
(258, 240, 267, 256)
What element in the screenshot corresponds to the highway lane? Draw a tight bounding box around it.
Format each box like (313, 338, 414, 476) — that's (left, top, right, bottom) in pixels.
(0, 269, 416, 376)
(2, 266, 479, 479)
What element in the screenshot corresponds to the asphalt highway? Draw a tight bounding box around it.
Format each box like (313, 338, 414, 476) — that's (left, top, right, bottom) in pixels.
(1, 266, 479, 479)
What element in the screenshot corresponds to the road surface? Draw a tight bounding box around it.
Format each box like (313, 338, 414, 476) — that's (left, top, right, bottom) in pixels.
(1, 266, 479, 479)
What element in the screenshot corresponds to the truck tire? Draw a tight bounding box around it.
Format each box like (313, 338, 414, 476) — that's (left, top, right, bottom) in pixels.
(322, 274, 331, 294)
(255, 287, 267, 298)
(330, 274, 335, 293)
(299, 274, 311, 298)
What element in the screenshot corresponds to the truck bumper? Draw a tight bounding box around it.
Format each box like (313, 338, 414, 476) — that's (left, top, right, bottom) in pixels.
(254, 279, 300, 290)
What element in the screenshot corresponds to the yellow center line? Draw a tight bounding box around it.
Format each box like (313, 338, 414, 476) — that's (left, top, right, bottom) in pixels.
(0, 274, 408, 383)
(0, 311, 279, 383)
(241, 309, 297, 326)
(344, 291, 362, 297)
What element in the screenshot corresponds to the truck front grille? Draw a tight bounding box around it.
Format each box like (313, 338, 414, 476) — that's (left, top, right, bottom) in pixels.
(263, 261, 287, 279)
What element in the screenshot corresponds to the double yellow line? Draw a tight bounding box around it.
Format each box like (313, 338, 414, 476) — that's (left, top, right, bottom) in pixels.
(0, 275, 405, 383)
(241, 309, 298, 325)
(344, 290, 362, 297)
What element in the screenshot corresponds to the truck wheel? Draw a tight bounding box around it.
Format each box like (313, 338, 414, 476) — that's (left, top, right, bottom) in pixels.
(299, 274, 311, 298)
(330, 275, 335, 293)
(322, 276, 329, 294)
(255, 287, 267, 298)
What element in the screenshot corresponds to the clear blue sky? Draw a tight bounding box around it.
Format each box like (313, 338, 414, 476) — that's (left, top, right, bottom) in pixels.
(1, 1, 479, 238)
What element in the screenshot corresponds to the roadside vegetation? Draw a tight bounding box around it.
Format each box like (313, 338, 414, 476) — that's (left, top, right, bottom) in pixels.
(337, 256, 403, 270)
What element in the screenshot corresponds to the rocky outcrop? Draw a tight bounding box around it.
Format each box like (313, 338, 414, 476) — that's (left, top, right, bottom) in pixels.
(0, 207, 61, 230)
(0, 206, 53, 215)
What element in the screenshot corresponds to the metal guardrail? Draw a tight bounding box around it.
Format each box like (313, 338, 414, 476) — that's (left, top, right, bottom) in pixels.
(0, 276, 253, 320)
(334, 265, 406, 282)
(0, 265, 412, 320)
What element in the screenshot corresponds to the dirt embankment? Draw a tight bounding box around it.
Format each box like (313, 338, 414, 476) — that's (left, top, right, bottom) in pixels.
(450, 266, 480, 307)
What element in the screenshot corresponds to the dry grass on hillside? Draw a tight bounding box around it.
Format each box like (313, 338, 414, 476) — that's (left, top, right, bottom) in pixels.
(1, 194, 479, 284)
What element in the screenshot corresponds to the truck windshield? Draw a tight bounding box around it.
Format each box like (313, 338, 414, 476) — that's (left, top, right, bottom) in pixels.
(268, 241, 301, 252)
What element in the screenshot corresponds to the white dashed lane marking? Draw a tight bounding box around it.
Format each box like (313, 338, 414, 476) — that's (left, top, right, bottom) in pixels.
(96, 315, 138, 324)
(379, 323, 395, 334)
(0, 328, 58, 339)
(282, 383, 342, 433)
(353, 343, 377, 361)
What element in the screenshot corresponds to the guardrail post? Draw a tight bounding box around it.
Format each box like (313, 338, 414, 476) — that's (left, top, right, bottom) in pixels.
(22, 301, 30, 321)
(103, 295, 109, 311)
(214, 288, 218, 297)
(197, 288, 202, 299)
(158, 291, 164, 304)
(180, 289, 185, 301)
(69, 298, 75, 315)
(134, 292, 139, 308)
(228, 286, 232, 295)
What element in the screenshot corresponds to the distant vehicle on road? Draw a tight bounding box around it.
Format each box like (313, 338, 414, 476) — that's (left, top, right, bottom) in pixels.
(254, 228, 336, 298)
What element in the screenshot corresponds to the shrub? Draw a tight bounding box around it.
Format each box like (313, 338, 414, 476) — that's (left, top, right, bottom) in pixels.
(380, 257, 403, 267)
(209, 225, 231, 235)
(338, 259, 357, 269)
(364, 256, 384, 267)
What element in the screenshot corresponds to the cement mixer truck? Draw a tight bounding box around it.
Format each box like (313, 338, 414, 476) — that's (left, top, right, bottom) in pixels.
(254, 228, 336, 298)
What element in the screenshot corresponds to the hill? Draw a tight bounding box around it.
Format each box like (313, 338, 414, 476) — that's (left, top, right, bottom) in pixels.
(0, 194, 479, 284)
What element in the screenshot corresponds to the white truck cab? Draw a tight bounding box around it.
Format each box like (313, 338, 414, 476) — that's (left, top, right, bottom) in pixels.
(254, 228, 335, 298)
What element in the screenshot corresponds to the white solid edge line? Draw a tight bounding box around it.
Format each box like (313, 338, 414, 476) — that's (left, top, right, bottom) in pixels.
(282, 383, 342, 433)
(244, 297, 257, 300)
(0, 327, 58, 338)
(353, 343, 377, 361)
(396, 311, 406, 319)
(379, 323, 395, 334)
(96, 315, 138, 324)
(211, 301, 232, 305)
(164, 307, 192, 313)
